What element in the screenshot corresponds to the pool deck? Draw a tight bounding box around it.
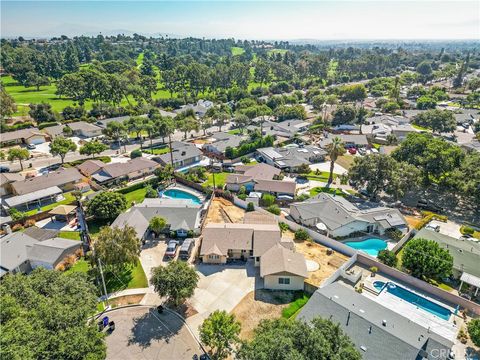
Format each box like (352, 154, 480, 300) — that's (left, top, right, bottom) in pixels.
(362, 275, 459, 342)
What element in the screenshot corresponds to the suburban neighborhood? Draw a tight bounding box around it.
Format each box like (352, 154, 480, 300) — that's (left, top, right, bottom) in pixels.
(0, 3, 479, 360)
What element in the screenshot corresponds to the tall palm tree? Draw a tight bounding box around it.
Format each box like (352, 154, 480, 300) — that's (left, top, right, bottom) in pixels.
(325, 136, 345, 186)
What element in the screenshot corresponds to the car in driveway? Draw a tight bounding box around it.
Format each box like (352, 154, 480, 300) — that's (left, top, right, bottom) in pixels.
(0, 166, 10, 173)
(425, 223, 440, 232)
(348, 147, 357, 155)
(165, 240, 179, 258)
(27, 144, 36, 150)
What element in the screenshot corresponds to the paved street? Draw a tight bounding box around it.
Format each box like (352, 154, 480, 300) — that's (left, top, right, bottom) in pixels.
(105, 306, 203, 360)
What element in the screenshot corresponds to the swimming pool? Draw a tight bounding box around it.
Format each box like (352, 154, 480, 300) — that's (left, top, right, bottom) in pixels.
(344, 238, 387, 257)
(162, 189, 202, 205)
(373, 281, 451, 321)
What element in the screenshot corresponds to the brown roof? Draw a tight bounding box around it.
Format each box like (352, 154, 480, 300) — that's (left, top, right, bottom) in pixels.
(101, 157, 158, 178)
(11, 168, 83, 195)
(254, 179, 296, 195)
(67, 121, 102, 132)
(77, 160, 105, 176)
(0, 172, 24, 186)
(252, 225, 284, 257)
(226, 174, 253, 185)
(0, 128, 46, 142)
(243, 211, 277, 225)
(234, 163, 280, 180)
(48, 204, 77, 215)
(260, 244, 307, 278)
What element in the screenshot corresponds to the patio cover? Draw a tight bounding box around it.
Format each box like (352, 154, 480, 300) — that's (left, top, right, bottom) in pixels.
(49, 204, 77, 216)
(460, 272, 480, 288)
(4, 186, 62, 208)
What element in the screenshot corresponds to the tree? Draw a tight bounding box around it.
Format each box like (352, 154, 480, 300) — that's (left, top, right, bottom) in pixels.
(377, 249, 397, 267)
(102, 121, 127, 152)
(0, 268, 106, 360)
(331, 105, 356, 126)
(199, 310, 241, 360)
(294, 229, 310, 241)
(341, 84, 367, 103)
(64, 44, 80, 72)
(130, 149, 142, 159)
(7, 148, 29, 170)
(149, 216, 166, 236)
(233, 114, 250, 134)
(402, 238, 453, 280)
(94, 225, 141, 270)
(416, 95, 437, 110)
(348, 155, 420, 200)
(237, 317, 361, 360)
(151, 261, 199, 306)
(86, 191, 127, 220)
(28, 102, 57, 123)
(0, 87, 17, 118)
(449, 152, 480, 208)
(79, 140, 108, 158)
(412, 109, 456, 133)
(325, 136, 346, 185)
(468, 319, 480, 347)
(246, 202, 255, 212)
(49, 136, 77, 163)
(416, 61, 433, 84)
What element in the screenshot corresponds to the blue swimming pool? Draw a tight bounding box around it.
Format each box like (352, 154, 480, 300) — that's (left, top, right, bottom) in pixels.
(344, 238, 387, 257)
(373, 281, 451, 321)
(162, 189, 202, 205)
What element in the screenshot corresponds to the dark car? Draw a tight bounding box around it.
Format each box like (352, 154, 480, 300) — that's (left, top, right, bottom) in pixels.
(417, 200, 444, 213)
(0, 166, 10, 173)
(179, 238, 195, 260)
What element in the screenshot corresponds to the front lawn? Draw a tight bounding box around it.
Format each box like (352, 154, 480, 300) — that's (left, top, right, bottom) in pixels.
(228, 128, 243, 135)
(123, 187, 148, 206)
(24, 192, 76, 216)
(142, 146, 170, 155)
(202, 172, 230, 188)
(309, 186, 345, 197)
(303, 170, 335, 182)
(58, 231, 81, 241)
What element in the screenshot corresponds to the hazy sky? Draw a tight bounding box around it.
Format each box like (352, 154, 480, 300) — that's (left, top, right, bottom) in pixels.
(1, 1, 479, 40)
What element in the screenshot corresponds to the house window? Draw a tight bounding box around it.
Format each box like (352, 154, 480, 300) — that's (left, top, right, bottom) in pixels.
(209, 255, 220, 260)
(278, 277, 290, 285)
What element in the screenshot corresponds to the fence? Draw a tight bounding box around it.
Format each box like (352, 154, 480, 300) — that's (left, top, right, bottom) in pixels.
(391, 228, 417, 254)
(320, 253, 359, 288)
(174, 175, 209, 194)
(357, 253, 480, 315)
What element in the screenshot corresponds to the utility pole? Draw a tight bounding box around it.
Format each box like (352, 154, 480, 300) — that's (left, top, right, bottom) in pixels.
(97, 258, 109, 307)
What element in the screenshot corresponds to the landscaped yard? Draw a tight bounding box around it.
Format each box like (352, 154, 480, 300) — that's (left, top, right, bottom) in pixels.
(335, 155, 356, 170)
(58, 231, 81, 241)
(122, 187, 148, 206)
(309, 186, 346, 197)
(202, 172, 230, 188)
(142, 146, 170, 155)
(86, 218, 111, 237)
(24, 192, 76, 216)
(281, 293, 311, 319)
(303, 170, 336, 182)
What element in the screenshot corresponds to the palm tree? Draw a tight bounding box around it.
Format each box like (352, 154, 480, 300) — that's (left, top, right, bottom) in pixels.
(325, 137, 345, 186)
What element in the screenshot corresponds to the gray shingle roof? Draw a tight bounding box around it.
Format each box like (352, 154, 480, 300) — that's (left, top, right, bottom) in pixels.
(0, 128, 46, 142)
(298, 282, 452, 360)
(257, 146, 326, 169)
(23, 226, 59, 241)
(155, 141, 202, 166)
(0, 232, 38, 271)
(11, 168, 83, 195)
(27, 238, 80, 265)
(4, 186, 63, 208)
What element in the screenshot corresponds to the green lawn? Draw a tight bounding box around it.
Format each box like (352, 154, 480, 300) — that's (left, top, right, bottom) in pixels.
(303, 171, 336, 182)
(136, 52, 144, 67)
(86, 218, 110, 237)
(123, 187, 148, 206)
(24, 192, 76, 216)
(231, 47, 245, 56)
(281, 293, 310, 319)
(143, 146, 170, 155)
(309, 186, 345, 197)
(411, 124, 430, 131)
(58, 231, 81, 241)
(66, 258, 90, 274)
(228, 128, 243, 135)
(202, 172, 230, 188)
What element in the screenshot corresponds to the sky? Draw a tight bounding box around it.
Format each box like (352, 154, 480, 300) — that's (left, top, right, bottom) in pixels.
(1, 1, 479, 40)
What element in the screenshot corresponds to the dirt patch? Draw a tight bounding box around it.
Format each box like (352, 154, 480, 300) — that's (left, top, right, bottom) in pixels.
(205, 198, 245, 224)
(335, 155, 355, 170)
(231, 290, 297, 340)
(283, 230, 349, 286)
(405, 215, 422, 229)
(109, 294, 145, 308)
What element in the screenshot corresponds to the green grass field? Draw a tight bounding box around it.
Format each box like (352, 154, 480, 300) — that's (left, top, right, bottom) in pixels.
(231, 47, 245, 56)
(24, 192, 76, 216)
(309, 186, 345, 197)
(143, 146, 170, 155)
(281, 293, 310, 319)
(58, 231, 81, 241)
(123, 187, 148, 206)
(202, 172, 229, 188)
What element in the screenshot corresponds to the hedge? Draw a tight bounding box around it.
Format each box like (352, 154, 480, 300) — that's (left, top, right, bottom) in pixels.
(38, 122, 60, 130)
(63, 156, 111, 168)
(415, 211, 448, 230)
(116, 178, 158, 194)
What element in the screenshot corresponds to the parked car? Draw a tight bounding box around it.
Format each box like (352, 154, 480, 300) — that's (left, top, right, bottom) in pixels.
(27, 144, 36, 150)
(417, 200, 444, 213)
(0, 166, 10, 173)
(425, 223, 440, 232)
(348, 147, 357, 155)
(357, 148, 366, 156)
(179, 238, 195, 260)
(165, 240, 179, 258)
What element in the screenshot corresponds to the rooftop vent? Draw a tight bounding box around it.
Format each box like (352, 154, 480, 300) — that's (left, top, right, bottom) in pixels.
(382, 320, 387, 327)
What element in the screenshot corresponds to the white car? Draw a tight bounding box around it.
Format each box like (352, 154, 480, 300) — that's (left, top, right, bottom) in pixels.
(425, 223, 440, 232)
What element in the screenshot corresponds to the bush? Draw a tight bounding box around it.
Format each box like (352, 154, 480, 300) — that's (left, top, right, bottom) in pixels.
(241, 156, 251, 164)
(246, 202, 255, 212)
(238, 194, 247, 200)
(261, 193, 275, 207)
(294, 229, 309, 241)
(385, 228, 403, 241)
(468, 319, 480, 347)
(145, 185, 158, 198)
(377, 250, 397, 267)
(38, 121, 60, 130)
(369, 266, 378, 273)
(9, 208, 26, 221)
(460, 226, 475, 235)
(266, 205, 280, 215)
(279, 222, 290, 233)
(24, 219, 36, 228)
(12, 224, 24, 232)
(130, 149, 142, 159)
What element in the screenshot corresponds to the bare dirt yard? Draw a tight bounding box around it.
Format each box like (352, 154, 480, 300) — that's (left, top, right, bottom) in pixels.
(231, 290, 297, 340)
(405, 215, 422, 229)
(205, 197, 245, 224)
(282, 230, 350, 286)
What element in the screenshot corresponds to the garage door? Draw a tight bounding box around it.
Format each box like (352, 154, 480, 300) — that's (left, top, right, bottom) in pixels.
(29, 138, 45, 145)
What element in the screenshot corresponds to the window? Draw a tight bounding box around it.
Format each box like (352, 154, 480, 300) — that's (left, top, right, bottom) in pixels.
(278, 277, 290, 285)
(209, 255, 220, 260)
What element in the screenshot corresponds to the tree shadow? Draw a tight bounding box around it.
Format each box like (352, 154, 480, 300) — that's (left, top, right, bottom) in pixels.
(127, 308, 183, 349)
(253, 289, 299, 305)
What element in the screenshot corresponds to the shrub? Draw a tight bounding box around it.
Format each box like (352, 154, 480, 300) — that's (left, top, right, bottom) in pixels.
(38, 121, 60, 130)
(24, 219, 36, 228)
(9, 208, 27, 221)
(238, 194, 247, 201)
(130, 149, 142, 159)
(266, 205, 280, 215)
(279, 222, 290, 233)
(145, 185, 158, 198)
(246, 202, 255, 212)
(294, 229, 310, 241)
(468, 319, 480, 347)
(377, 250, 397, 267)
(241, 156, 251, 164)
(12, 224, 24, 232)
(238, 186, 246, 195)
(369, 266, 378, 273)
(385, 228, 403, 241)
(261, 193, 275, 207)
(460, 226, 475, 235)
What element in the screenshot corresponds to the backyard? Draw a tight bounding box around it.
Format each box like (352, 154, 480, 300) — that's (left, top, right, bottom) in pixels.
(24, 192, 76, 216)
(122, 187, 148, 206)
(202, 172, 229, 188)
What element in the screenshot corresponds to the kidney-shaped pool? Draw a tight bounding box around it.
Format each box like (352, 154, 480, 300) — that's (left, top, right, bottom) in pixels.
(344, 238, 387, 257)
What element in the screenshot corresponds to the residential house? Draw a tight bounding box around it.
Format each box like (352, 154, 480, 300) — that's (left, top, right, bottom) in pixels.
(0, 231, 81, 278)
(453, 109, 479, 126)
(298, 282, 453, 360)
(256, 145, 326, 172)
(319, 134, 369, 149)
(0, 173, 24, 196)
(111, 198, 202, 238)
(361, 115, 416, 143)
(289, 193, 408, 237)
(461, 139, 480, 153)
(154, 141, 203, 169)
(249, 119, 309, 139)
(226, 163, 296, 196)
(413, 228, 480, 280)
(200, 216, 306, 290)
(10, 168, 84, 196)
(175, 100, 214, 118)
(0, 128, 48, 147)
(45, 121, 103, 138)
(203, 132, 247, 155)
(79, 157, 159, 184)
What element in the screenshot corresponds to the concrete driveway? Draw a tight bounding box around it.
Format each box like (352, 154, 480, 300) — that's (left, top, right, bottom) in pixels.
(186, 261, 261, 336)
(105, 306, 203, 360)
(309, 161, 348, 175)
(428, 219, 463, 239)
(140, 240, 169, 286)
